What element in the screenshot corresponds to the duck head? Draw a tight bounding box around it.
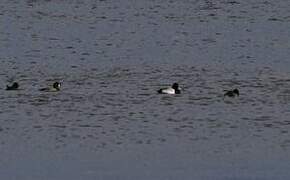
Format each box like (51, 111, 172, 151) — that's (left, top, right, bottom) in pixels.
(171, 83, 179, 90)
(53, 82, 61, 90)
(233, 89, 239, 96)
(12, 82, 19, 89)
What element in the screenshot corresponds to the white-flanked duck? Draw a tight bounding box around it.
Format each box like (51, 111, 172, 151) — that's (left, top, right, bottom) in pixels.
(40, 82, 61, 92)
(158, 83, 181, 94)
(224, 88, 239, 97)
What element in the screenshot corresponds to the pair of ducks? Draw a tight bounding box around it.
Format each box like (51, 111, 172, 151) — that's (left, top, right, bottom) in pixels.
(158, 83, 239, 97)
(6, 82, 61, 92)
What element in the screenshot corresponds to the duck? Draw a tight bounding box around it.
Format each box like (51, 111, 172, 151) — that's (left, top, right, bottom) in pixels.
(224, 88, 239, 97)
(39, 82, 61, 92)
(158, 83, 181, 94)
(6, 82, 19, 90)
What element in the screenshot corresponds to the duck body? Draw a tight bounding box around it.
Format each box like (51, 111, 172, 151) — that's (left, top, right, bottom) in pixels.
(40, 82, 61, 92)
(158, 83, 181, 94)
(224, 88, 239, 97)
(6, 82, 19, 90)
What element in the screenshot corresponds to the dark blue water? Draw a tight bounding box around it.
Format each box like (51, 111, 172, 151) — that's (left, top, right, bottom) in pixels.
(1, 0, 290, 179)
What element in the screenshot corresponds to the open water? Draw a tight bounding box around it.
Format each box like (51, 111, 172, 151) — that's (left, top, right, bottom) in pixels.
(1, 0, 290, 179)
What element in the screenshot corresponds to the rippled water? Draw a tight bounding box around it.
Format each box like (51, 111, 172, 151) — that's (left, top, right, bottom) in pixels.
(1, 0, 290, 179)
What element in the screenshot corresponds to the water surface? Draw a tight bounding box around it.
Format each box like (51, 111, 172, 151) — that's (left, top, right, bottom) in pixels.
(1, 0, 290, 179)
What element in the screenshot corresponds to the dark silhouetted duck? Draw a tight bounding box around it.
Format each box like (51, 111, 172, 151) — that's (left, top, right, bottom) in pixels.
(40, 82, 61, 92)
(158, 83, 181, 94)
(6, 82, 19, 90)
(224, 88, 239, 97)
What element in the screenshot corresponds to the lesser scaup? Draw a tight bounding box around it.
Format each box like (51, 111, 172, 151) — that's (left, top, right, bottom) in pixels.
(224, 88, 239, 97)
(158, 83, 181, 94)
(6, 82, 19, 90)
(40, 82, 61, 92)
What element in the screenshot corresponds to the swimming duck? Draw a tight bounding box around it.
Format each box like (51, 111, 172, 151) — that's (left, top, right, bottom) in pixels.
(6, 82, 19, 90)
(224, 88, 239, 97)
(39, 82, 61, 92)
(158, 83, 181, 94)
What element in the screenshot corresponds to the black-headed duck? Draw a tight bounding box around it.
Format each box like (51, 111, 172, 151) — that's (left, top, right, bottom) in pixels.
(158, 83, 181, 94)
(6, 82, 19, 90)
(40, 82, 61, 92)
(224, 88, 239, 97)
